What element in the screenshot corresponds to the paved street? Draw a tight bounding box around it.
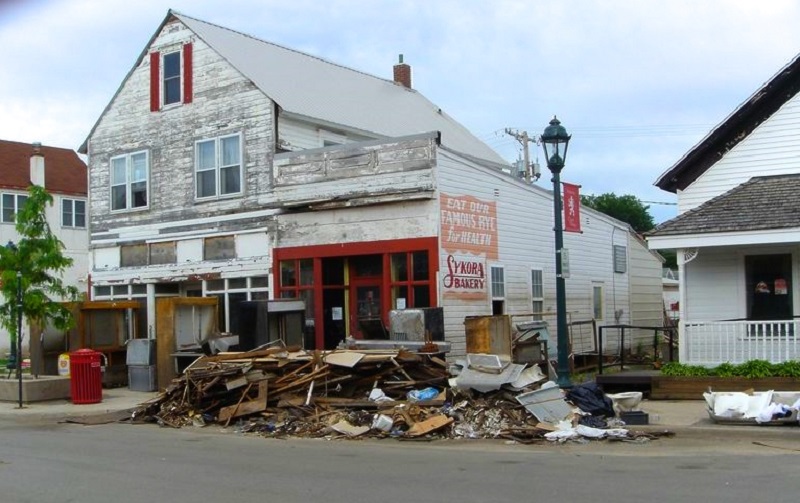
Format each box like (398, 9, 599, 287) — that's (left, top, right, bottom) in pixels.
(2, 419, 799, 503)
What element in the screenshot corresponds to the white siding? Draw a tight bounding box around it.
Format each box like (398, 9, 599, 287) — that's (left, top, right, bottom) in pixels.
(279, 116, 375, 151)
(88, 21, 276, 238)
(679, 92, 800, 213)
(683, 248, 741, 321)
(436, 148, 638, 357)
(628, 234, 665, 348)
(277, 200, 439, 248)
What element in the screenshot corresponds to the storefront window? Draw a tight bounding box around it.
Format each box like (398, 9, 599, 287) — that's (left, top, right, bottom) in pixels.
(299, 259, 314, 286)
(391, 253, 408, 282)
(412, 251, 429, 281)
(281, 261, 297, 287)
(390, 250, 432, 309)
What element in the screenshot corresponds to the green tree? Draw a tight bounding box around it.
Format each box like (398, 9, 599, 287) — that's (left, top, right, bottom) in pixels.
(0, 185, 81, 374)
(580, 193, 656, 233)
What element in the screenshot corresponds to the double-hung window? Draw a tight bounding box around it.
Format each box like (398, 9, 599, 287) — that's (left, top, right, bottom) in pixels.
(111, 151, 148, 211)
(1, 193, 27, 223)
(531, 268, 544, 320)
(196, 134, 242, 199)
(162, 51, 182, 106)
(490, 265, 505, 315)
(62, 198, 86, 228)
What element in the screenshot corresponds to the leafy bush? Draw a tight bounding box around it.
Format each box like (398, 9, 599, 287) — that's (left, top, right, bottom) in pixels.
(662, 359, 800, 378)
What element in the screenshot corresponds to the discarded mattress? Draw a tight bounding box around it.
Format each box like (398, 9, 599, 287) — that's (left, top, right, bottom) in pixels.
(703, 390, 800, 425)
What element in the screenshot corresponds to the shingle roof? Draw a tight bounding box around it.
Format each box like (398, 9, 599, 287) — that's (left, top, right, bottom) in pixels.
(654, 53, 800, 193)
(0, 140, 87, 196)
(648, 174, 800, 236)
(171, 11, 506, 165)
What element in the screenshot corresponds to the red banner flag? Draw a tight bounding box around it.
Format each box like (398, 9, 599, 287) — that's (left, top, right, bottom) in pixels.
(562, 182, 581, 233)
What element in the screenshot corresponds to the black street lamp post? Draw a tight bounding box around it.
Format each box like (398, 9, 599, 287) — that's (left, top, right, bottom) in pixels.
(540, 117, 572, 388)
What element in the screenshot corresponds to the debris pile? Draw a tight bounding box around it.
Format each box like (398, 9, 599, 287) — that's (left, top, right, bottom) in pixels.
(132, 346, 660, 443)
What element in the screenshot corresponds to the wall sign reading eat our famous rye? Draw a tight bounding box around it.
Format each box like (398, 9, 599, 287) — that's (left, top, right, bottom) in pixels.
(440, 194, 499, 299)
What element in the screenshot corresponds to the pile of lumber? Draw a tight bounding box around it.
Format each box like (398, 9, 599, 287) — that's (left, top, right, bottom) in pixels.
(132, 346, 662, 442)
(132, 345, 551, 440)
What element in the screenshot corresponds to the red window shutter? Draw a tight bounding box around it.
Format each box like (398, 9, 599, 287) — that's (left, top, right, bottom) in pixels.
(183, 43, 193, 104)
(150, 51, 160, 112)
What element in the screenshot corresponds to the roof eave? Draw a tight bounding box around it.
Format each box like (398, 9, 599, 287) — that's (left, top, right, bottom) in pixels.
(654, 53, 800, 194)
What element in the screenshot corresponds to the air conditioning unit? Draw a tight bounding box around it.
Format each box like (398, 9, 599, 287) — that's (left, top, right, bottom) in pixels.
(389, 308, 444, 341)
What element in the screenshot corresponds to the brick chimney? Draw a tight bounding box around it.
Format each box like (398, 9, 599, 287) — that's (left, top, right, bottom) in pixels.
(30, 141, 45, 187)
(393, 54, 412, 89)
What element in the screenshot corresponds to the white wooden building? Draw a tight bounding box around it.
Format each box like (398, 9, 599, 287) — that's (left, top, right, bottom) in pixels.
(80, 10, 663, 364)
(648, 52, 800, 365)
(0, 140, 88, 354)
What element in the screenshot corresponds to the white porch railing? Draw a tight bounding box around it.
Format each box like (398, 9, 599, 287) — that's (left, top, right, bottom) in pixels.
(682, 319, 800, 365)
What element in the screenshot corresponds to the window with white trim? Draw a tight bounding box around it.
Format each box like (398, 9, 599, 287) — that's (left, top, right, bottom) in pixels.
(111, 151, 148, 211)
(195, 134, 242, 199)
(491, 265, 505, 315)
(531, 268, 544, 321)
(1, 193, 27, 223)
(62, 198, 86, 228)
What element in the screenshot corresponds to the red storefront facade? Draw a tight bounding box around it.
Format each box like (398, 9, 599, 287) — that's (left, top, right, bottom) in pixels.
(273, 237, 439, 349)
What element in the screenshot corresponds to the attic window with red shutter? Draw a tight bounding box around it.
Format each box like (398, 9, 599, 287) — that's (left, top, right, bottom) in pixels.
(150, 42, 193, 111)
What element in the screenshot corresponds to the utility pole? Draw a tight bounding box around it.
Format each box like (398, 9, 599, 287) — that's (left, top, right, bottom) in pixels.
(504, 129, 538, 183)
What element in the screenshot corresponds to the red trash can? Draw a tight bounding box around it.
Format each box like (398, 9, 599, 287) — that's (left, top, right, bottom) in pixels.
(69, 349, 103, 404)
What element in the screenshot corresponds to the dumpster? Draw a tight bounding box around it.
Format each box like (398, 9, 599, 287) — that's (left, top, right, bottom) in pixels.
(69, 349, 103, 404)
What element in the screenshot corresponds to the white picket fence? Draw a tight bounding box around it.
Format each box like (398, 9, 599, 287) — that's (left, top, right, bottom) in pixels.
(682, 319, 800, 365)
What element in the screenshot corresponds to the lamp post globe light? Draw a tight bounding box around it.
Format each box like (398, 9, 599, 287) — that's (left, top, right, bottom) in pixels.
(540, 117, 572, 388)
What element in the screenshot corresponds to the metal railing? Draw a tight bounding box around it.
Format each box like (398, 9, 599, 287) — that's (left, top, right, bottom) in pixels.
(597, 324, 677, 374)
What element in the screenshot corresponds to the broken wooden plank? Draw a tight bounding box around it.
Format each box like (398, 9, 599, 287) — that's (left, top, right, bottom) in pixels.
(218, 381, 268, 424)
(225, 375, 249, 391)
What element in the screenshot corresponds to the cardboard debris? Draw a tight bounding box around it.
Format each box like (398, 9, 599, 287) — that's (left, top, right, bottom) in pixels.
(406, 414, 454, 437)
(323, 351, 365, 368)
(331, 420, 370, 437)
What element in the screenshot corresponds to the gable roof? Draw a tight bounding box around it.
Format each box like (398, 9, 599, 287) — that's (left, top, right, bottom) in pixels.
(648, 174, 800, 237)
(654, 53, 800, 193)
(0, 140, 87, 196)
(82, 10, 507, 166)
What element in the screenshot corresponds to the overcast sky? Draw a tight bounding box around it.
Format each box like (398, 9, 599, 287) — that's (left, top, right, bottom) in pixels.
(2, 0, 799, 223)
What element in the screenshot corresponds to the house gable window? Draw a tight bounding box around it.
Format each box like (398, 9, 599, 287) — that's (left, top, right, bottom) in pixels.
(1, 193, 28, 223)
(195, 134, 242, 199)
(110, 151, 149, 211)
(150, 43, 193, 111)
(62, 198, 86, 228)
(163, 51, 182, 105)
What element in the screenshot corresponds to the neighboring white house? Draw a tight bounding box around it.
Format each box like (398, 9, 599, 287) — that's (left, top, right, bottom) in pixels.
(647, 52, 800, 365)
(0, 140, 88, 355)
(80, 10, 664, 383)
